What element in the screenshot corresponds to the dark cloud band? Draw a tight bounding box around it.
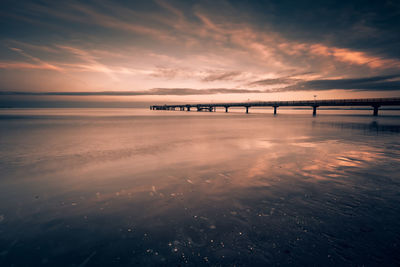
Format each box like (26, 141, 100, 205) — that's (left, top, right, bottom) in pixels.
(274, 74, 400, 92)
(2, 74, 399, 96)
(0, 88, 263, 96)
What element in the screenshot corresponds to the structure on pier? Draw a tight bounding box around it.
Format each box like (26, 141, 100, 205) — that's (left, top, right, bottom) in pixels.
(150, 98, 400, 116)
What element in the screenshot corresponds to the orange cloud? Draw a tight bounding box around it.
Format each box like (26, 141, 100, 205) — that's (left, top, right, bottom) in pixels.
(309, 43, 400, 69)
(0, 61, 59, 70)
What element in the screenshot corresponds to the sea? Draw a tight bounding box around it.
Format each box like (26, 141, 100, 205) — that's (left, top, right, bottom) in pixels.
(0, 107, 400, 266)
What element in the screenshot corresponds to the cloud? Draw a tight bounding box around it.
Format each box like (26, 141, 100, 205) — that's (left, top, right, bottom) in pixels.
(247, 77, 300, 86)
(148, 88, 261, 95)
(7, 40, 59, 53)
(0, 88, 263, 96)
(155, 0, 185, 20)
(7, 47, 62, 72)
(149, 67, 187, 79)
(24, 1, 174, 42)
(246, 72, 315, 87)
(0, 62, 59, 70)
(272, 74, 400, 92)
(55, 45, 121, 80)
(149, 67, 244, 82)
(201, 71, 242, 82)
(1, 44, 149, 79)
(309, 44, 400, 69)
(1, 1, 400, 97)
(2, 75, 399, 96)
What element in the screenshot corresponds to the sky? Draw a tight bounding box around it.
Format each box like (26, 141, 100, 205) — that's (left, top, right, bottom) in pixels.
(0, 0, 400, 107)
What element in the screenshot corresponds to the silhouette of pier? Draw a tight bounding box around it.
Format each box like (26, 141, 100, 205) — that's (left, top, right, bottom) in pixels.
(150, 98, 400, 116)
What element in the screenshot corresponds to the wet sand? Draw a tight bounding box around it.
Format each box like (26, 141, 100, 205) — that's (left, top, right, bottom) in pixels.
(1, 108, 400, 266)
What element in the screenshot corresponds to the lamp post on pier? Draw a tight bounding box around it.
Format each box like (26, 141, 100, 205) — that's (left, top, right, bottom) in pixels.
(313, 95, 318, 116)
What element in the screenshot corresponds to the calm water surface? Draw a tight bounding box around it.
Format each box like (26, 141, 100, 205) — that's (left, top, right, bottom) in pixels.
(1, 108, 400, 266)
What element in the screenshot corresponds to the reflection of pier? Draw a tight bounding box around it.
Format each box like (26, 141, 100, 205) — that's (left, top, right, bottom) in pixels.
(150, 98, 400, 116)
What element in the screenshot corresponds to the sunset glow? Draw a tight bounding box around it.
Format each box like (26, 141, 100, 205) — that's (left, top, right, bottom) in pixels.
(1, 0, 399, 107)
(1, 2, 400, 266)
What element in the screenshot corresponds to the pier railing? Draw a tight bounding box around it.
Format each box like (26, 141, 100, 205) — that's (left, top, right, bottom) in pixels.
(150, 97, 400, 116)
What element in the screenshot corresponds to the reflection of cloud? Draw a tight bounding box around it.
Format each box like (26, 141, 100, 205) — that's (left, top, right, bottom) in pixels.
(300, 147, 386, 180)
(247, 156, 271, 179)
(293, 142, 317, 148)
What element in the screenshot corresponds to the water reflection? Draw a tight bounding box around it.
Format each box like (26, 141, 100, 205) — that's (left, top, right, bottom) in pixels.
(0, 109, 400, 266)
(313, 120, 400, 134)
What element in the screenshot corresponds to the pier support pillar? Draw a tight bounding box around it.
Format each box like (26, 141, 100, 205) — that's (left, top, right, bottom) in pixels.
(246, 106, 249, 114)
(208, 107, 213, 112)
(187, 107, 190, 111)
(225, 106, 229, 113)
(273, 106, 278, 115)
(373, 105, 380, 116)
(312, 105, 318, 116)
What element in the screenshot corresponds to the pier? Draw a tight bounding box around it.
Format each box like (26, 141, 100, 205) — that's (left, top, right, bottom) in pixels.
(150, 98, 400, 116)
